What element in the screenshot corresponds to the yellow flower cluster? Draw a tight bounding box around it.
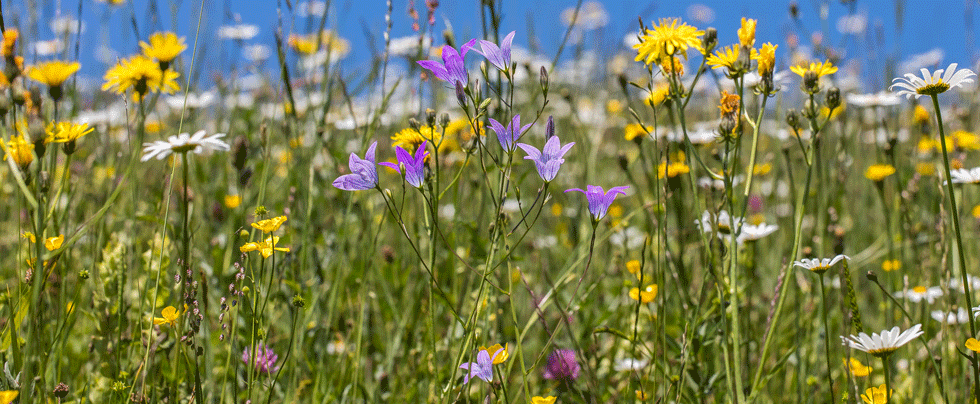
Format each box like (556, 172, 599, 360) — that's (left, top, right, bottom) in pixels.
(633, 17, 704, 65)
(102, 31, 185, 98)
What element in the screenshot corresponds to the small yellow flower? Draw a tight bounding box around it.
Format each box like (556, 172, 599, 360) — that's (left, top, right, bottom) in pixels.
(753, 162, 772, 176)
(719, 90, 740, 116)
(633, 17, 704, 65)
(706, 44, 749, 71)
(288, 34, 319, 54)
(881, 259, 902, 272)
(659, 56, 684, 76)
(531, 397, 556, 404)
(913, 105, 930, 124)
(241, 236, 290, 258)
(636, 389, 649, 400)
(46, 121, 94, 143)
(952, 130, 980, 150)
(865, 164, 896, 181)
(225, 195, 242, 209)
(0, 391, 18, 404)
(967, 338, 980, 353)
(1, 133, 34, 169)
(26, 60, 80, 87)
(738, 18, 757, 48)
(251, 215, 288, 233)
(916, 162, 935, 176)
(606, 99, 623, 114)
(102, 55, 180, 98)
(790, 60, 837, 78)
(657, 161, 690, 179)
(140, 32, 186, 64)
(21, 231, 35, 243)
(972, 205, 980, 219)
(551, 203, 563, 217)
(608, 204, 624, 218)
(646, 82, 670, 106)
(44, 234, 64, 251)
(391, 126, 446, 151)
(624, 123, 647, 141)
(153, 306, 180, 327)
(1, 29, 19, 57)
(861, 384, 888, 404)
(629, 284, 658, 303)
(844, 357, 873, 377)
(478, 343, 509, 364)
(756, 43, 777, 75)
(625, 259, 641, 275)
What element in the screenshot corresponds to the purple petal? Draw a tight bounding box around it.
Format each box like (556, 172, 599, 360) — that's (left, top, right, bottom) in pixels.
(365, 141, 378, 163)
(379, 162, 400, 173)
(332, 173, 372, 191)
(517, 143, 541, 160)
(458, 38, 478, 58)
(417, 60, 449, 81)
(500, 31, 515, 66)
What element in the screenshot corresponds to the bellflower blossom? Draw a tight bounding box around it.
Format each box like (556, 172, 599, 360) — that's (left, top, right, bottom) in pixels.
(565, 185, 629, 221)
(417, 39, 477, 88)
(518, 135, 574, 182)
(380, 141, 429, 188)
(459, 347, 503, 384)
(488, 114, 533, 152)
(474, 31, 515, 72)
(332, 141, 379, 191)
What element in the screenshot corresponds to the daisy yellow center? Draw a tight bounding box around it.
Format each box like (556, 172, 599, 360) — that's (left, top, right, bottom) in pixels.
(912, 286, 927, 294)
(916, 80, 950, 96)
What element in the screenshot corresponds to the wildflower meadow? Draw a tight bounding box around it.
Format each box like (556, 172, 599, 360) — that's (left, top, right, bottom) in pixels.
(4, 0, 980, 402)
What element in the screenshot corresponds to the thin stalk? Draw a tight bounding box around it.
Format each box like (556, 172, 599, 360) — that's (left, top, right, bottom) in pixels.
(818, 275, 835, 403)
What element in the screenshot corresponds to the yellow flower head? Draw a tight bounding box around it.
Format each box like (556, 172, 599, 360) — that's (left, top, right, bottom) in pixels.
(478, 343, 509, 364)
(1, 29, 18, 57)
(0, 391, 17, 404)
(1, 133, 34, 169)
(738, 18, 757, 48)
(719, 90, 740, 117)
(967, 337, 980, 353)
(753, 162, 772, 175)
(531, 397, 556, 404)
(634, 17, 704, 65)
(820, 102, 845, 120)
(251, 215, 288, 233)
(153, 306, 180, 327)
(288, 34, 319, 55)
(635, 389, 649, 400)
(659, 56, 685, 76)
(845, 357, 873, 376)
(140, 32, 187, 64)
(864, 164, 896, 182)
(629, 284, 658, 303)
(26, 60, 80, 87)
(861, 384, 888, 404)
(44, 234, 64, 251)
(625, 259, 641, 275)
(391, 126, 451, 152)
(225, 195, 242, 209)
(624, 123, 648, 142)
(756, 43, 777, 75)
(21, 231, 35, 243)
(914, 162, 933, 176)
(706, 44, 747, 71)
(47, 121, 94, 143)
(913, 104, 930, 124)
(241, 236, 290, 258)
(657, 161, 690, 179)
(972, 205, 980, 219)
(646, 82, 670, 106)
(881, 259, 902, 272)
(790, 59, 837, 78)
(952, 130, 980, 150)
(102, 55, 180, 98)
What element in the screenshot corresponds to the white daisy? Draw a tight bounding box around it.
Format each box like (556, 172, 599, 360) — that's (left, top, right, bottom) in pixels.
(950, 275, 980, 293)
(845, 91, 901, 107)
(217, 24, 259, 40)
(793, 254, 849, 274)
(948, 167, 980, 184)
(737, 223, 778, 243)
(141, 130, 230, 162)
(613, 357, 649, 372)
(696, 210, 743, 236)
(890, 63, 976, 99)
(840, 324, 923, 358)
(932, 308, 969, 324)
(894, 286, 943, 303)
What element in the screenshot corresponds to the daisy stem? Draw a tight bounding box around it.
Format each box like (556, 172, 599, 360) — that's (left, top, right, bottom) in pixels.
(882, 355, 892, 403)
(818, 275, 835, 403)
(930, 94, 980, 403)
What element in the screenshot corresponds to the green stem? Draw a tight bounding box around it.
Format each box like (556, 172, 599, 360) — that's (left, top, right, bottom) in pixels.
(818, 275, 835, 403)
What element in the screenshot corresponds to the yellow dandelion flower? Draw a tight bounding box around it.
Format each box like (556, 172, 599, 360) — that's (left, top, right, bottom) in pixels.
(47, 121, 94, 143)
(624, 123, 648, 141)
(102, 55, 180, 98)
(26, 60, 80, 87)
(657, 161, 690, 178)
(757, 42, 777, 75)
(626, 259, 641, 275)
(790, 59, 838, 78)
(952, 130, 980, 150)
(634, 17, 704, 65)
(881, 259, 902, 272)
(719, 90, 740, 116)
(844, 357, 873, 376)
(0, 133, 34, 169)
(629, 284, 658, 303)
(753, 162, 772, 175)
(225, 195, 242, 209)
(606, 99, 623, 114)
(44, 234, 64, 251)
(531, 397, 556, 404)
(860, 384, 888, 404)
(478, 343, 509, 364)
(140, 32, 186, 64)
(320, 30, 351, 58)
(913, 105, 930, 124)
(391, 126, 448, 151)
(646, 82, 670, 106)
(251, 215, 287, 233)
(153, 306, 180, 327)
(659, 56, 685, 76)
(705, 44, 756, 72)
(865, 164, 895, 181)
(288, 34, 318, 55)
(1, 29, 18, 57)
(738, 18, 757, 48)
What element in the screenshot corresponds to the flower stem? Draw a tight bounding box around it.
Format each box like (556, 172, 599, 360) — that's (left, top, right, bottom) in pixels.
(818, 275, 835, 403)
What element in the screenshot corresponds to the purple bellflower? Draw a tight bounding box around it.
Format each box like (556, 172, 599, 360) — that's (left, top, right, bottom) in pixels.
(488, 115, 533, 152)
(242, 342, 280, 374)
(332, 141, 379, 191)
(417, 39, 478, 88)
(543, 349, 580, 382)
(474, 31, 515, 72)
(565, 185, 629, 221)
(518, 136, 574, 182)
(459, 347, 504, 384)
(379, 141, 430, 188)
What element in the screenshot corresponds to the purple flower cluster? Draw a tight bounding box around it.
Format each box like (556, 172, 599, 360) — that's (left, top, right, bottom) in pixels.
(242, 342, 279, 374)
(543, 348, 580, 382)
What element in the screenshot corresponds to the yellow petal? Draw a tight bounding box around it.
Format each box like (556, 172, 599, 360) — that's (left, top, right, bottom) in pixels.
(966, 338, 980, 353)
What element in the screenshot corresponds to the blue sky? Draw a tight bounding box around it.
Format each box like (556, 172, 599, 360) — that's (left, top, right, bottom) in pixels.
(10, 0, 980, 90)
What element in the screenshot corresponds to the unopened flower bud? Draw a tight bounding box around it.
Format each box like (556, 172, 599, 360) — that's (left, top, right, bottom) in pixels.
(786, 109, 800, 130)
(425, 108, 437, 127)
(292, 294, 306, 308)
(79, 269, 89, 280)
(803, 71, 820, 94)
(790, 2, 800, 19)
(408, 117, 421, 131)
(53, 383, 69, 399)
(825, 87, 841, 110)
(10, 84, 25, 105)
(440, 113, 451, 127)
(540, 66, 549, 94)
(866, 271, 878, 283)
(702, 27, 718, 54)
(39, 170, 51, 193)
(735, 45, 752, 73)
(545, 116, 555, 138)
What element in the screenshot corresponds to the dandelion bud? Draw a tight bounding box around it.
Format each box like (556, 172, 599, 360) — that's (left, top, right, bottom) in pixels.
(789, 2, 800, 19)
(786, 109, 800, 130)
(825, 87, 841, 110)
(701, 27, 718, 55)
(735, 45, 752, 73)
(409, 117, 421, 131)
(292, 294, 306, 308)
(545, 116, 555, 138)
(39, 170, 51, 193)
(254, 205, 268, 216)
(719, 115, 739, 140)
(440, 113, 451, 128)
(0, 93, 9, 116)
(865, 271, 878, 283)
(802, 70, 820, 94)
(425, 108, 437, 128)
(10, 83, 25, 105)
(540, 66, 549, 95)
